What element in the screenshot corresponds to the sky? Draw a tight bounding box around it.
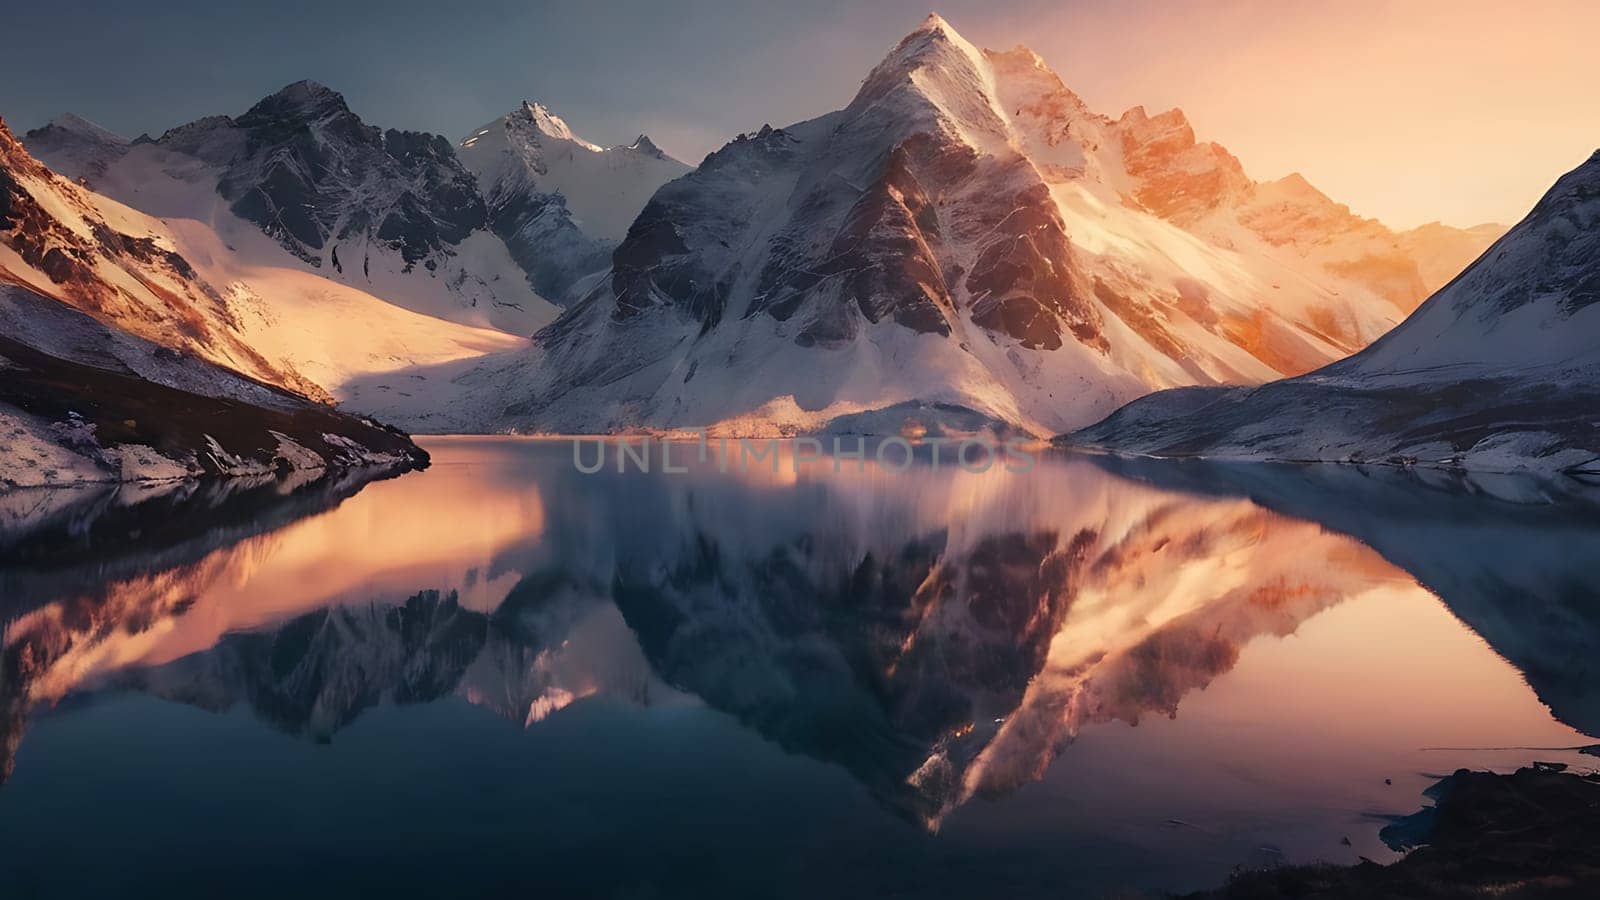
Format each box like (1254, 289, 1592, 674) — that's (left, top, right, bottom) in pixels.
(1, 0, 1595, 228)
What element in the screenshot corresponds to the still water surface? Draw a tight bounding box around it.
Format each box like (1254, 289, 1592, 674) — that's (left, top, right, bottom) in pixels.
(1, 438, 1596, 898)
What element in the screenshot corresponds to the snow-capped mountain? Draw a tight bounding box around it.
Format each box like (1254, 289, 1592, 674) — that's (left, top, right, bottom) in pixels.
(458, 101, 690, 301)
(1069, 150, 1600, 475)
(1396, 221, 1505, 291)
(1, 114, 429, 485)
(1105, 106, 1500, 313)
(486, 15, 1497, 436)
(2, 114, 330, 399)
(15, 104, 541, 424)
(27, 82, 558, 336)
(19, 113, 130, 184)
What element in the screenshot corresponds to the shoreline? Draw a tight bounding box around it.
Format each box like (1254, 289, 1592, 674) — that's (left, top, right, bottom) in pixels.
(1184, 766, 1600, 899)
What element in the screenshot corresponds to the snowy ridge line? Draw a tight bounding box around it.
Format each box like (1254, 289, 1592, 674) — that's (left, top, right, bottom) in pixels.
(1065, 147, 1600, 475)
(476, 13, 1499, 438)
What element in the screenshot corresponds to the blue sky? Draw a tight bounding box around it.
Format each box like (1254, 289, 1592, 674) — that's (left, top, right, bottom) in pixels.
(2, 0, 1014, 158)
(3, 0, 1596, 227)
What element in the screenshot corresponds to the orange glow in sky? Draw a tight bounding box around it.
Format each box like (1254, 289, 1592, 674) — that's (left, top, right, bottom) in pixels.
(982, 0, 1599, 228)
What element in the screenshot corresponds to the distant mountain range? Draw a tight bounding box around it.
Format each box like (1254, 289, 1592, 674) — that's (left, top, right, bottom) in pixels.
(1069, 150, 1600, 476)
(0, 117, 426, 483)
(458, 100, 690, 302)
(467, 14, 1501, 436)
(31, 81, 543, 334)
(10, 11, 1597, 484)
(3, 78, 687, 484)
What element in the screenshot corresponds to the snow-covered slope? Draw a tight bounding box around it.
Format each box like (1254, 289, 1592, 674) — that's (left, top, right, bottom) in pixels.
(2, 114, 321, 398)
(0, 284, 427, 487)
(1105, 111, 1501, 314)
(20, 113, 130, 184)
(1397, 221, 1504, 292)
(1, 115, 432, 484)
(28, 83, 558, 336)
(16, 109, 533, 419)
(485, 15, 1496, 437)
(458, 102, 690, 301)
(1068, 151, 1600, 475)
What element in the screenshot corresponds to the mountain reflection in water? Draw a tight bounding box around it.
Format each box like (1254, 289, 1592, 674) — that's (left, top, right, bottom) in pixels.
(1, 438, 1596, 898)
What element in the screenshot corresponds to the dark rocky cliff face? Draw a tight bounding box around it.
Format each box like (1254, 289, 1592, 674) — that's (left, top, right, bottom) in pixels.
(752, 142, 957, 345)
(604, 109, 1105, 355)
(488, 188, 611, 300)
(165, 81, 488, 270)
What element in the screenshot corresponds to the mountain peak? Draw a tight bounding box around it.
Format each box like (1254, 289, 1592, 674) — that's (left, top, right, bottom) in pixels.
(35, 113, 128, 146)
(516, 100, 601, 151)
(282, 79, 340, 100)
(896, 11, 983, 61)
(984, 42, 1090, 119)
(19, 111, 132, 183)
(242, 80, 352, 124)
(21, 112, 130, 172)
(917, 11, 956, 35)
(1119, 105, 1191, 130)
(850, 12, 1006, 141)
(1267, 171, 1328, 200)
(0, 115, 22, 151)
(988, 43, 1048, 70)
(627, 134, 668, 160)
